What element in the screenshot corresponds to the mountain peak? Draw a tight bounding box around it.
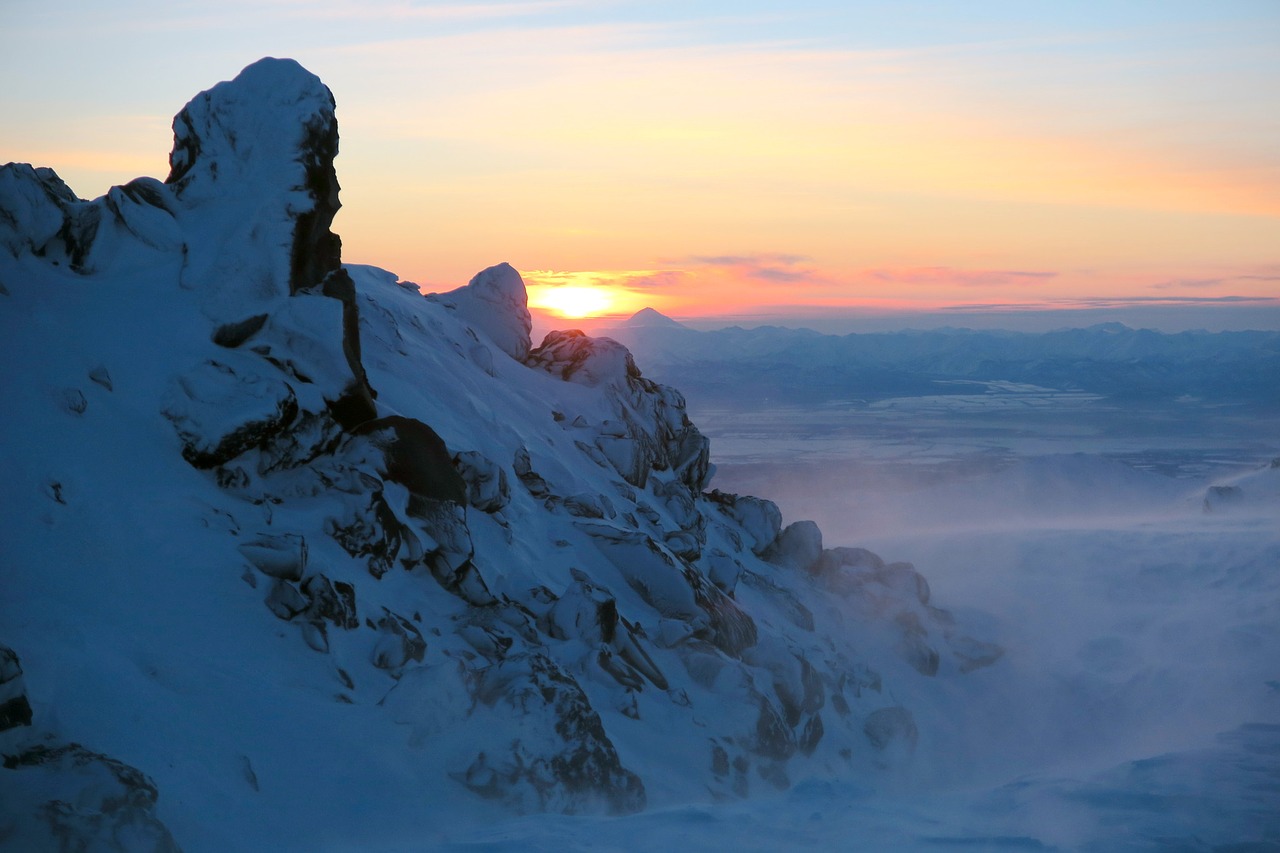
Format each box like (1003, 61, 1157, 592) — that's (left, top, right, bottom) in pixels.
(624, 307, 684, 328)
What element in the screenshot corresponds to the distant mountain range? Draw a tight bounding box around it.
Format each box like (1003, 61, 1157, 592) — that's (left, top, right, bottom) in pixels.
(596, 310, 1280, 407)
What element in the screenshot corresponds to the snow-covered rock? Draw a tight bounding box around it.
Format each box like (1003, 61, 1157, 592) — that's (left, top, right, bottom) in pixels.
(1203, 458, 1280, 513)
(0, 646, 32, 734)
(0, 58, 1000, 847)
(430, 262, 534, 361)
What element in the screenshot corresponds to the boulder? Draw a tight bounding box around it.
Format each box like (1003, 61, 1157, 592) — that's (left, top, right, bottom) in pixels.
(163, 359, 298, 469)
(353, 416, 465, 506)
(762, 520, 823, 572)
(454, 450, 510, 512)
(433, 263, 533, 361)
(706, 491, 782, 555)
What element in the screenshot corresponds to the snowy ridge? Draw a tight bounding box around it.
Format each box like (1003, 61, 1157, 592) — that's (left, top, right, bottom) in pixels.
(0, 60, 998, 848)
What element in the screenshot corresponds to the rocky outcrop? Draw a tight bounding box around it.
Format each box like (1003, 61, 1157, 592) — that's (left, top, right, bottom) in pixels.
(0, 646, 32, 733)
(0, 743, 181, 853)
(0, 644, 180, 851)
(0, 58, 1004, 840)
(430, 262, 534, 361)
(164, 56, 377, 434)
(528, 330, 711, 492)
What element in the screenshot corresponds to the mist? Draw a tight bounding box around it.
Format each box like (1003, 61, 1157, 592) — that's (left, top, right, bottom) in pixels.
(680, 357, 1280, 839)
(513, 318, 1277, 847)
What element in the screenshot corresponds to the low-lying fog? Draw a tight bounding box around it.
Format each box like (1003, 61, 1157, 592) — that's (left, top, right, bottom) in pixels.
(446, 367, 1279, 850)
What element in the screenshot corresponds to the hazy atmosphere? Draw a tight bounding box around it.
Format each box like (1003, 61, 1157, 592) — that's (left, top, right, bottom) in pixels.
(2, 3, 1278, 852)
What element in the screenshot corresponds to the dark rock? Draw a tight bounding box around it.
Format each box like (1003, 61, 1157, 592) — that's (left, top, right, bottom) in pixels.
(664, 529, 702, 561)
(264, 579, 307, 620)
(215, 466, 250, 489)
(354, 416, 465, 505)
(706, 491, 782, 555)
(547, 578, 619, 645)
(257, 409, 344, 474)
(893, 610, 940, 676)
(371, 608, 427, 676)
(754, 697, 796, 761)
(1204, 484, 1245, 513)
(615, 617, 668, 691)
(863, 706, 918, 752)
(88, 365, 113, 391)
(0, 164, 82, 260)
(739, 571, 815, 632)
(163, 360, 298, 469)
(799, 713, 824, 756)
(60, 388, 87, 415)
(327, 490, 404, 578)
(469, 652, 645, 815)
(564, 493, 608, 519)
(879, 561, 931, 605)
(949, 634, 1004, 673)
(44, 481, 66, 505)
(527, 331, 710, 491)
(412, 501, 488, 604)
(454, 450, 510, 512)
(840, 665, 882, 699)
(526, 330, 636, 388)
(595, 435, 651, 489)
(238, 533, 307, 581)
(315, 268, 378, 429)
(212, 313, 269, 348)
(512, 447, 550, 497)
(690, 570, 757, 657)
(166, 58, 341, 294)
(0, 646, 33, 732)
(711, 742, 730, 778)
(302, 575, 358, 629)
(762, 520, 823, 572)
(287, 111, 342, 295)
(704, 550, 742, 594)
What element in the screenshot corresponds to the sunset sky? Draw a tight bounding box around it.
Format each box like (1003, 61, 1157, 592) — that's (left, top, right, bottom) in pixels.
(5, 1, 1279, 330)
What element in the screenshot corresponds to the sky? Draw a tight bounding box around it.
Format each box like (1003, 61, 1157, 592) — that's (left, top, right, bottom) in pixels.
(4, 0, 1279, 331)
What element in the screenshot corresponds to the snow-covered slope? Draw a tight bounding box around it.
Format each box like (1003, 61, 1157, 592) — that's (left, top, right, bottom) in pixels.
(0, 60, 997, 849)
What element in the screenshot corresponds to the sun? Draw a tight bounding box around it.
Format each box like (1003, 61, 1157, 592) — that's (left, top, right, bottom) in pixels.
(529, 285, 614, 319)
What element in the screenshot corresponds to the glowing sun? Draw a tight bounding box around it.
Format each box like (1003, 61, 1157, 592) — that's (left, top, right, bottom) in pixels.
(530, 285, 614, 319)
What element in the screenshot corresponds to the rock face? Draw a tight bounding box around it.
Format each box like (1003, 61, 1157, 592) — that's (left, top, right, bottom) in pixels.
(0, 58, 1001, 844)
(0, 646, 33, 733)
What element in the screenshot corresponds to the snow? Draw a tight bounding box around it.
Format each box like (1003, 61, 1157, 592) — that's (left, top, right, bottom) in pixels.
(2, 57, 1278, 851)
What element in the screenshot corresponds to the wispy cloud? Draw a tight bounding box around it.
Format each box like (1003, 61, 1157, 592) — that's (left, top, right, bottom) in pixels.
(1149, 278, 1229, 290)
(942, 295, 1280, 312)
(523, 269, 689, 292)
(679, 253, 819, 283)
(865, 267, 1058, 287)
